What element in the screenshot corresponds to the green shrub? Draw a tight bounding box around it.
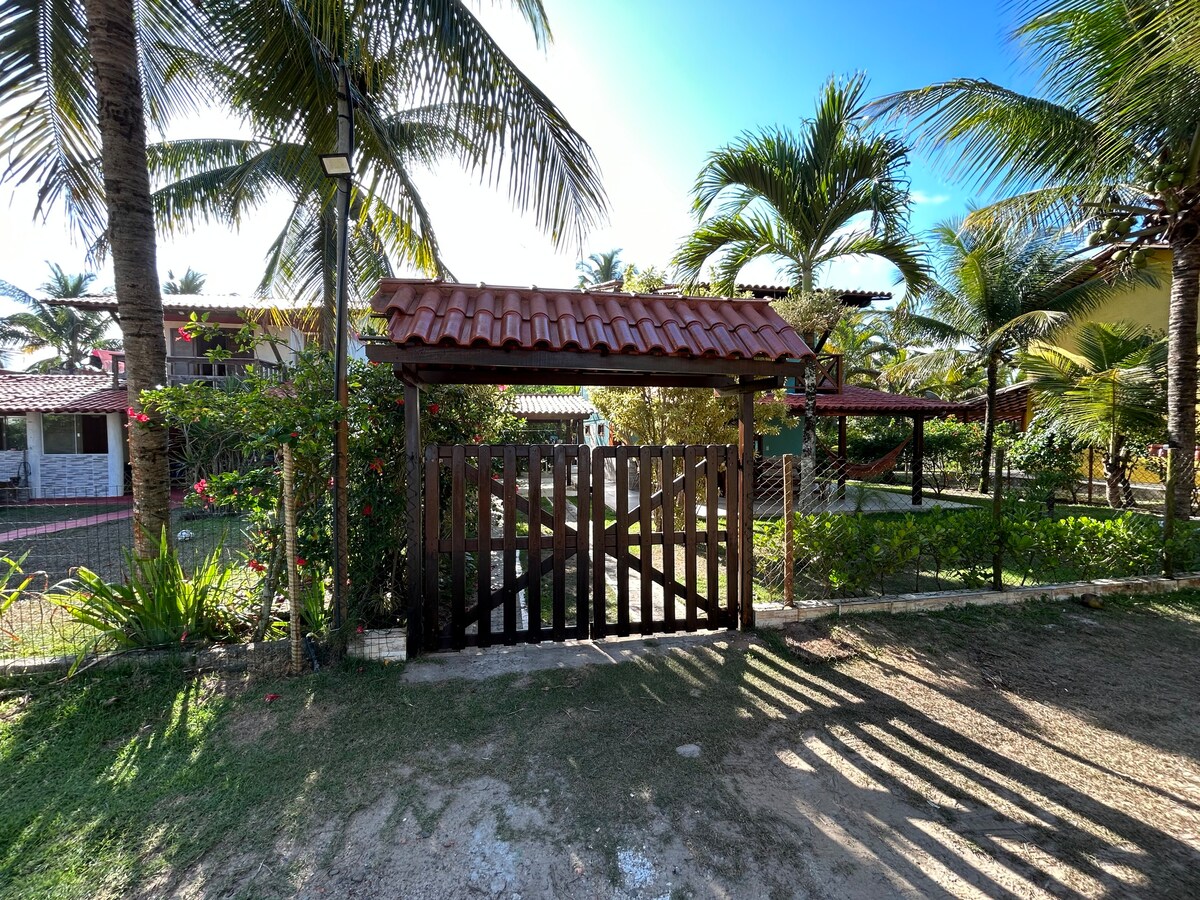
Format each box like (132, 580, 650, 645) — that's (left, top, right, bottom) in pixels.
(49, 531, 243, 654)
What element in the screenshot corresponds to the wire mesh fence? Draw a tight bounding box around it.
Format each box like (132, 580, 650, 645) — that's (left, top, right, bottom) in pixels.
(751, 445, 1200, 610)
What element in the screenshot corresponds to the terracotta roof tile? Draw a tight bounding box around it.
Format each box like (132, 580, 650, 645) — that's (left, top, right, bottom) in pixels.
(781, 385, 963, 416)
(370, 280, 813, 363)
(0, 375, 128, 415)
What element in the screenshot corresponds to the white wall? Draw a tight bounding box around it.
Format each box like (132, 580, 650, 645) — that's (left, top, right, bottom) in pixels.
(38, 454, 112, 499)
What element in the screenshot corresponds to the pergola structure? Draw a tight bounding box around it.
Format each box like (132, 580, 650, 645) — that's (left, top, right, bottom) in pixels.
(363, 279, 827, 653)
(781, 385, 965, 505)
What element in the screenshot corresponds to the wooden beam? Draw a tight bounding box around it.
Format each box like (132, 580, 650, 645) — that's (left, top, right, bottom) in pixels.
(714, 376, 782, 396)
(404, 381, 422, 658)
(415, 370, 735, 389)
(911, 414, 925, 506)
(738, 379, 755, 629)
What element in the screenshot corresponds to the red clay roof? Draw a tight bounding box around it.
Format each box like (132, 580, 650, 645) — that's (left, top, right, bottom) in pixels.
(369, 280, 814, 363)
(780, 385, 963, 416)
(958, 382, 1031, 426)
(511, 393, 597, 418)
(0, 375, 128, 415)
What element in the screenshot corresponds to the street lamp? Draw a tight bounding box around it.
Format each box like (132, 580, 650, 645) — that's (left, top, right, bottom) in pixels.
(321, 65, 354, 636)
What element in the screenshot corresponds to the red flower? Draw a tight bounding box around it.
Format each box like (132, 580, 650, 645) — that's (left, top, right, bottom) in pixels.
(264, 693, 281, 703)
(369, 457, 385, 474)
(177, 326, 193, 343)
(427, 403, 439, 415)
(362, 503, 373, 517)
(126, 406, 150, 424)
(395, 397, 404, 406)
(296, 557, 306, 567)
(473, 434, 483, 444)
(356, 624, 365, 634)
(498, 384, 508, 392)
(290, 431, 299, 438)
(248, 559, 266, 573)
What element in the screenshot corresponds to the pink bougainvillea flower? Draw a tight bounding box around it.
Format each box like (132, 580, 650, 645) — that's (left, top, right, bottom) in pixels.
(427, 403, 440, 415)
(498, 385, 508, 391)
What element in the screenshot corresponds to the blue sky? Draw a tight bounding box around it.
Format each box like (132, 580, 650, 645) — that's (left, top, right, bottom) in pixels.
(0, 0, 1040, 306)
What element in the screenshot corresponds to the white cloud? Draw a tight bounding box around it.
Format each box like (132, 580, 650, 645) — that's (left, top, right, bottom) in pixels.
(910, 190, 950, 206)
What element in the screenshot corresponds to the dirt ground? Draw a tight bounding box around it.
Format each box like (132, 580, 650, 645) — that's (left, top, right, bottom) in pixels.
(161, 594, 1200, 899)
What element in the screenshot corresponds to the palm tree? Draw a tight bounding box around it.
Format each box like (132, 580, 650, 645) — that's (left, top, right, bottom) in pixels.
(825, 312, 897, 386)
(870, 0, 1200, 516)
(2, 0, 608, 555)
(577, 249, 624, 287)
(899, 220, 1135, 492)
(672, 75, 926, 295)
(1020, 322, 1168, 508)
(0, 263, 121, 372)
(163, 267, 206, 294)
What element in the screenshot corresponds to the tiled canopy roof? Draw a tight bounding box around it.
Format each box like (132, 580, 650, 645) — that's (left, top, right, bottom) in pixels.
(369, 280, 813, 362)
(781, 385, 963, 416)
(958, 382, 1031, 426)
(0, 375, 127, 415)
(511, 393, 597, 418)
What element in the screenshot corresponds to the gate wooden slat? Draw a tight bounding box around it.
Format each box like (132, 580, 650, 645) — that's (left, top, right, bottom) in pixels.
(705, 445, 719, 629)
(450, 445, 466, 648)
(724, 446, 739, 628)
(615, 444, 630, 636)
(575, 448, 590, 639)
(661, 447, 676, 632)
(502, 446, 517, 644)
(477, 446, 492, 645)
(591, 447, 608, 638)
(684, 445, 699, 631)
(423, 446, 441, 651)
(552, 445, 567, 640)
(638, 446, 653, 633)
(528, 445, 542, 642)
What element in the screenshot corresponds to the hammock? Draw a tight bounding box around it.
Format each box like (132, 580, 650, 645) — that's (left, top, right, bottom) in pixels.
(818, 435, 912, 480)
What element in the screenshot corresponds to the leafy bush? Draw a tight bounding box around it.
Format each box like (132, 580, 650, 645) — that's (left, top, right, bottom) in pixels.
(1008, 419, 1085, 510)
(49, 531, 244, 654)
(922, 419, 984, 496)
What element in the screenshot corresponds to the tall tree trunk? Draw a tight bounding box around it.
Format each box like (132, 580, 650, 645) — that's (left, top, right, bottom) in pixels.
(1167, 230, 1199, 519)
(799, 266, 817, 506)
(83, 0, 172, 556)
(1103, 431, 1126, 509)
(978, 356, 998, 494)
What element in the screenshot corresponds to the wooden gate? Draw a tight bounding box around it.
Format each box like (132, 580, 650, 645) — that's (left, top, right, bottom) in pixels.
(419, 443, 738, 650)
(591, 445, 738, 637)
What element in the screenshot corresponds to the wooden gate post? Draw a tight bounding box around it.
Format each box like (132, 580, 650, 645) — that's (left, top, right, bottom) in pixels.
(404, 380, 423, 658)
(738, 380, 755, 628)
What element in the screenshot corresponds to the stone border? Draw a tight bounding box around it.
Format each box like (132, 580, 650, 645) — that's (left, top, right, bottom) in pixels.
(0, 639, 291, 677)
(755, 572, 1200, 628)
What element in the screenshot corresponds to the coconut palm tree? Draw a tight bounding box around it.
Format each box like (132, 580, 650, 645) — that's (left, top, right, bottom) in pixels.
(1020, 321, 1168, 508)
(825, 312, 897, 386)
(2, 0, 608, 555)
(898, 219, 1136, 492)
(870, 0, 1200, 515)
(576, 249, 624, 287)
(672, 75, 926, 295)
(163, 267, 205, 294)
(0, 263, 121, 372)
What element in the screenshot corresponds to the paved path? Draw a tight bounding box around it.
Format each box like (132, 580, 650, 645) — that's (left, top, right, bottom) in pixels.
(0, 508, 134, 545)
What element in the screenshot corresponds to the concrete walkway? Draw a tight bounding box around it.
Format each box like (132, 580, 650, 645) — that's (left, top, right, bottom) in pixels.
(0, 508, 134, 544)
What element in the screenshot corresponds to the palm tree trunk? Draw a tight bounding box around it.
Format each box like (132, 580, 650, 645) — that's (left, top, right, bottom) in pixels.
(800, 265, 817, 505)
(83, 0, 172, 556)
(1167, 230, 1199, 519)
(978, 357, 999, 494)
(1103, 432, 1125, 509)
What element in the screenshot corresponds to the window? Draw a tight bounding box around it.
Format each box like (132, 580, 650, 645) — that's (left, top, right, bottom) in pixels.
(0, 417, 26, 452)
(42, 415, 109, 454)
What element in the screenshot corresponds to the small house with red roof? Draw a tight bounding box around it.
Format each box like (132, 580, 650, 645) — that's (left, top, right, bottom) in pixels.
(0, 374, 129, 499)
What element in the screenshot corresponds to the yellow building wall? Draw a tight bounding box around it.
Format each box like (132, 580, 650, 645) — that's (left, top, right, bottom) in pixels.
(1054, 247, 1185, 351)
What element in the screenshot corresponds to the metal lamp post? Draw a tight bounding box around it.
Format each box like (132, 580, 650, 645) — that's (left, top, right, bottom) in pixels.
(319, 63, 354, 632)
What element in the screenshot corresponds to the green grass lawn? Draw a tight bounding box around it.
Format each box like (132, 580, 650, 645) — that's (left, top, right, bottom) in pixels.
(0, 502, 130, 529)
(2, 588, 1198, 898)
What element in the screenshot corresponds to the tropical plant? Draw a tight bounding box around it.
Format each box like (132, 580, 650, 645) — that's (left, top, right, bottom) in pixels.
(49, 531, 240, 655)
(1019, 321, 1168, 507)
(0, 553, 34, 622)
(824, 311, 897, 385)
(896, 219, 1133, 491)
(163, 267, 206, 294)
(1008, 419, 1087, 511)
(870, 0, 1200, 515)
(672, 74, 925, 296)
(0, 263, 120, 371)
(2, 0, 609, 554)
(576, 249, 624, 287)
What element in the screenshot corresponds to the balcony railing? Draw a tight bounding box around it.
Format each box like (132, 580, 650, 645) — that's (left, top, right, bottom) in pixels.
(166, 356, 282, 384)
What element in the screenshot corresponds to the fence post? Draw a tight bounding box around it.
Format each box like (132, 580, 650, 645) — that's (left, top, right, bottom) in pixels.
(992, 445, 1005, 591)
(282, 444, 304, 674)
(782, 453, 794, 607)
(1163, 447, 1176, 579)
